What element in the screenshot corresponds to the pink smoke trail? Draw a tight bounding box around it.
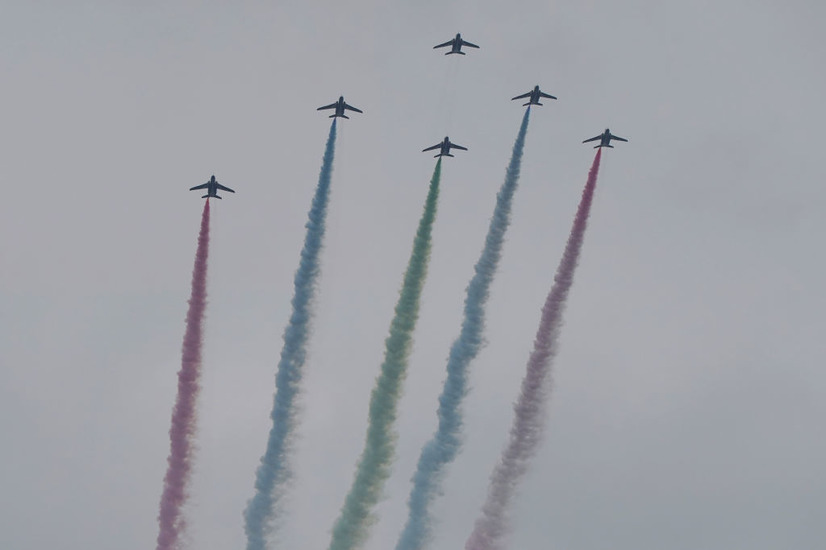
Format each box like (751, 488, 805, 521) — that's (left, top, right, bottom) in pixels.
(156, 199, 211, 550)
(465, 150, 602, 550)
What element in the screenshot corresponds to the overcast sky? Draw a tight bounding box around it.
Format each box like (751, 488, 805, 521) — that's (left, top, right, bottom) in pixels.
(1, 1, 824, 550)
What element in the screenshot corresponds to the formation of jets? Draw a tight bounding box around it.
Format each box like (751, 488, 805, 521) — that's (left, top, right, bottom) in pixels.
(190, 175, 235, 199)
(192, 33, 627, 199)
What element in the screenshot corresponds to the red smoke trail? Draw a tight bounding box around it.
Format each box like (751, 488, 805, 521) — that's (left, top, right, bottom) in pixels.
(466, 150, 601, 550)
(156, 199, 211, 550)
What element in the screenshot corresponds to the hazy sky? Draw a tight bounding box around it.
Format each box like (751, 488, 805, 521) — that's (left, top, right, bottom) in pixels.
(1, 2, 824, 550)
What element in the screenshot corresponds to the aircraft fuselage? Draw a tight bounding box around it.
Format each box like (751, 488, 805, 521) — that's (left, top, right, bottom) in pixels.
(330, 97, 347, 118)
(600, 129, 614, 148)
(448, 34, 464, 54)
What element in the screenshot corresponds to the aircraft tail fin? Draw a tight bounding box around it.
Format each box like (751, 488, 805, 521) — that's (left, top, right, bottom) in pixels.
(203, 194, 222, 199)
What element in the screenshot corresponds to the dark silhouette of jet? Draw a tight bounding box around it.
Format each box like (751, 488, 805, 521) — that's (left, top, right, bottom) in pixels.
(422, 137, 468, 158)
(433, 33, 480, 55)
(190, 175, 235, 199)
(583, 129, 629, 148)
(317, 96, 363, 119)
(512, 85, 557, 106)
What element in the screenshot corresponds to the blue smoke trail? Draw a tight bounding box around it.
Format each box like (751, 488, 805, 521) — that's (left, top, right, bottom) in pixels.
(244, 120, 337, 550)
(395, 108, 531, 550)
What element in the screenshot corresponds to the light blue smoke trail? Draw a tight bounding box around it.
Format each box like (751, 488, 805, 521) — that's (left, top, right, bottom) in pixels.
(328, 159, 442, 550)
(244, 120, 337, 550)
(395, 109, 531, 550)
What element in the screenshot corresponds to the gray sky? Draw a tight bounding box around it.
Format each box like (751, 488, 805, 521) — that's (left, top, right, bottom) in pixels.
(1, 1, 824, 549)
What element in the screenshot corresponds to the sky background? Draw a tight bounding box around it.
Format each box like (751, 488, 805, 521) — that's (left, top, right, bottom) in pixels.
(1, 1, 825, 549)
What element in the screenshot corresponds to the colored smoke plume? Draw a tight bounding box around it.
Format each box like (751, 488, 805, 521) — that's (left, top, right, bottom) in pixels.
(156, 198, 211, 550)
(466, 150, 602, 550)
(245, 120, 338, 550)
(328, 159, 443, 550)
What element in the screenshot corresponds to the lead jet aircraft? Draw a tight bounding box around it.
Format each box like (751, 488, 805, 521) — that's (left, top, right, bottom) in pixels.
(583, 128, 629, 148)
(423, 136, 468, 158)
(190, 175, 235, 199)
(317, 96, 363, 119)
(512, 85, 557, 106)
(433, 33, 480, 55)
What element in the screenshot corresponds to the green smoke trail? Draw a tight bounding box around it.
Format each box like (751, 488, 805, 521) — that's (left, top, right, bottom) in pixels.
(328, 159, 442, 550)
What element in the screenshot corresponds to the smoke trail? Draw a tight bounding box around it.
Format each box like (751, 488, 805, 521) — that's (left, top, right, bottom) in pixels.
(465, 150, 602, 550)
(156, 199, 211, 550)
(245, 120, 338, 550)
(396, 108, 531, 550)
(328, 159, 443, 550)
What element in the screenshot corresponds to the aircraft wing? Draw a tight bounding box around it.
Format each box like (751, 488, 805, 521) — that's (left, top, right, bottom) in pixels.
(433, 39, 453, 49)
(215, 183, 235, 193)
(539, 91, 557, 99)
(422, 143, 441, 152)
(450, 143, 468, 151)
(511, 92, 532, 100)
(583, 135, 602, 143)
(344, 103, 363, 113)
(317, 102, 337, 111)
(460, 39, 480, 49)
(612, 135, 628, 142)
(190, 182, 210, 190)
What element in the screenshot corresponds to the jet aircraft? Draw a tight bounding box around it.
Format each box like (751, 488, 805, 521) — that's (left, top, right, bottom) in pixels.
(317, 96, 363, 119)
(512, 85, 557, 106)
(190, 175, 235, 199)
(583, 129, 629, 148)
(433, 33, 480, 55)
(423, 137, 468, 158)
